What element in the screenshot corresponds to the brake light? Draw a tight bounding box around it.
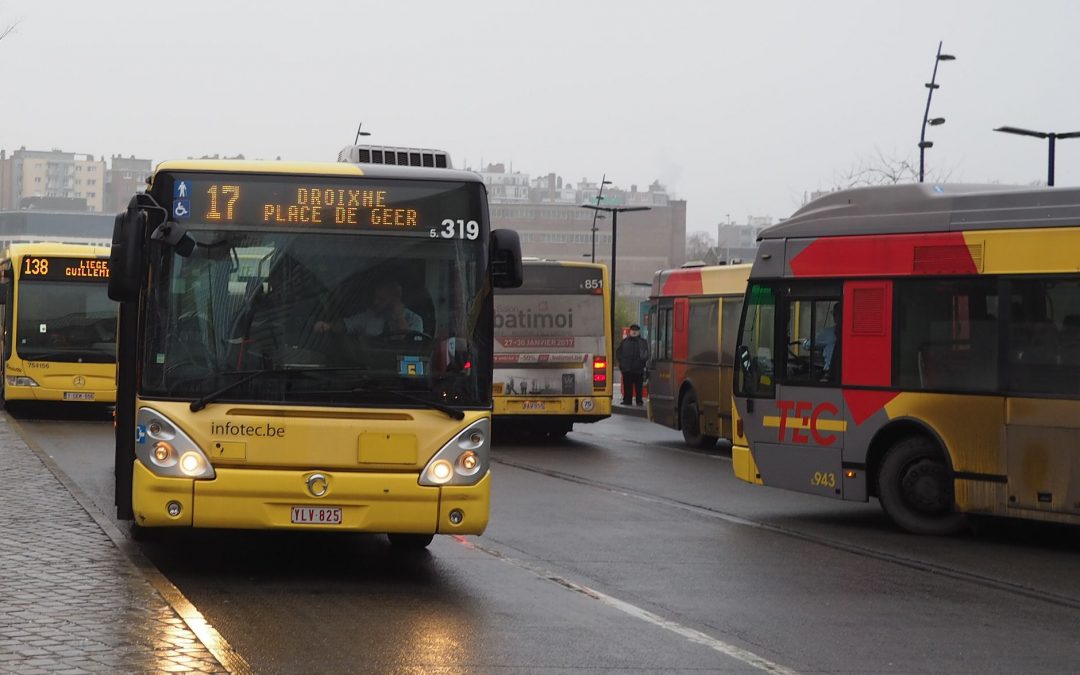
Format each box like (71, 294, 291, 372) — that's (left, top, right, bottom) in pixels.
(593, 357, 607, 389)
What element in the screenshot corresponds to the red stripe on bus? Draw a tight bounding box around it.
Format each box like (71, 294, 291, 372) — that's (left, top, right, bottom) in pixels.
(790, 232, 978, 277)
(843, 389, 900, 426)
(661, 269, 704, 296)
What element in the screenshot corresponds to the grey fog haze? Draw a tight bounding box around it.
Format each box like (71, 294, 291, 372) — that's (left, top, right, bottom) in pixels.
(3, 0, 1079, 233)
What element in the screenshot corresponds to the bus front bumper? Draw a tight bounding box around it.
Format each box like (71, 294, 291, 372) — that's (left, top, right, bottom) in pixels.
(131, 461, 490, 535)
(732, 443, 764, 485)
(6, 383, 116, 404)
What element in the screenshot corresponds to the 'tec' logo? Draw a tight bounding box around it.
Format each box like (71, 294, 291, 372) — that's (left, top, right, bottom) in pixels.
(776, 400, 841, 446)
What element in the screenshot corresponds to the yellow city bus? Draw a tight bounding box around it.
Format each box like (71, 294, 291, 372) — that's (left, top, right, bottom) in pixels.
(733, 183, 1080, 534)
(645, 263, 750, 447)
(108, 153, 522, 547)
(0, 242, 116, 408)
(493, 259, 612, 437)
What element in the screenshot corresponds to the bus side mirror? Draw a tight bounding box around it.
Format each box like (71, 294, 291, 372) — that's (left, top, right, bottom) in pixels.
(108, 206, 147, 302)
(490, 229, 523, 289)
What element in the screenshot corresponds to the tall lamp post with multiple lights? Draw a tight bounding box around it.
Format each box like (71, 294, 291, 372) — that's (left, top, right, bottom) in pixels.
(919, 42, 955, 182)
(994, 126, 1080, 187)
(580, 203, 651, 357)
(588, 175, 612, 262)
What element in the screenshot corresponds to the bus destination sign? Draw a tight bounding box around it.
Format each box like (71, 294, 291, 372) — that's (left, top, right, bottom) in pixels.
(21, 256, 110, 282)
(167, 174, 481, 240)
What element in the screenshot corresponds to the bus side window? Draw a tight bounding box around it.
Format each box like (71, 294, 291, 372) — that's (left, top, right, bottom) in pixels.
(785, 297, 841, 384)
(1008, 278, 1080, 396)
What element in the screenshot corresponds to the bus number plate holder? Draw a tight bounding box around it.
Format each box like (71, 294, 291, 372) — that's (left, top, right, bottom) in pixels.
(290, 506, 342, 525)
(63, 392, 95, 401)
(521, 401, 545, 411)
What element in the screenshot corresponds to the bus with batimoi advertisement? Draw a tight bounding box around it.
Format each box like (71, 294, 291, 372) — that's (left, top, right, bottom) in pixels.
(493, 259, 612, 438)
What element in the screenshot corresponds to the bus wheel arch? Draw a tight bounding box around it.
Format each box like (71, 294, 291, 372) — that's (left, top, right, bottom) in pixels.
(870, 424, 965, 535)
(678, 384, 717, 449)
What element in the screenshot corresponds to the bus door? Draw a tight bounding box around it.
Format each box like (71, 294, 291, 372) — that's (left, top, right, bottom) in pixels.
(737, 282, 846, 499)
(648, 297, 676, 426)
(1003, 277, 1080, 517)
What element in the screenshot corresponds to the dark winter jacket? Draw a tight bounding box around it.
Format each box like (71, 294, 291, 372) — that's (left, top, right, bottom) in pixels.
(616, 335, 649, 374)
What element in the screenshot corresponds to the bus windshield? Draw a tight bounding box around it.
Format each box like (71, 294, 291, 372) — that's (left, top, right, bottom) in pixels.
(141, 229, 488, 408)
(16, 280, 117, 363)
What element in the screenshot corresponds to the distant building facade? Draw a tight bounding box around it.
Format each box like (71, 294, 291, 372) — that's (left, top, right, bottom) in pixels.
(0, 148, 107, 212)
(716, 215, 774, 263)
(478, 164, 686, 290)
(106, 155, 153, 212)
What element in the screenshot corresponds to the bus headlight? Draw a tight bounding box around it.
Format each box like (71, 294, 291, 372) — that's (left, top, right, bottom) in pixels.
(136, 407, 215, 480)
(419, 418, 490, 486)
(426, 460, 454, 484)
(179, 452, 205, 476)
(151, 441, 177, 467)
(6, 376, 39, 387)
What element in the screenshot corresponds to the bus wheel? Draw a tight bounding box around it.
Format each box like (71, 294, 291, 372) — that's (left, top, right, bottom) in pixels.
(877, 437, 965, 535)
(545, 423, 571, 439)
(387, 533, 434, 549)
(129, 522, 159, 542)
(680, 390, 717, 449)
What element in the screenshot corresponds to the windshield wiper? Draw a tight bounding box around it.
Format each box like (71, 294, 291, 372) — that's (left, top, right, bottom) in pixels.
(352, 385, 465, 420)
(190, 368, 281, 412)
(188, 366, 382, 412)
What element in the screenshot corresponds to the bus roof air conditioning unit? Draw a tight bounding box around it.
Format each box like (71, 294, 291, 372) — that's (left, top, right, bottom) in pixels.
(337, 145, 452, 169)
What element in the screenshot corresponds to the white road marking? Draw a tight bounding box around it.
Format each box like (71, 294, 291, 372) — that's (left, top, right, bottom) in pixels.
(454, 536, 800, 675)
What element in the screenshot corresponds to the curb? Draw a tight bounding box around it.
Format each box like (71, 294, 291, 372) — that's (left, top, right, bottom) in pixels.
(611, 402, 649, 419)
(5, 412, 254, 675)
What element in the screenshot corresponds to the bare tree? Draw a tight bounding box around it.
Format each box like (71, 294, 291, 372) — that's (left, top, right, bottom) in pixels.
(685, 230, 716, 262)
(829, 147, 953, 191)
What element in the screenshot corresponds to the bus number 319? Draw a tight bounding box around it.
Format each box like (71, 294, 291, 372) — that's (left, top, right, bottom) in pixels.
(432, 219, 480, 240)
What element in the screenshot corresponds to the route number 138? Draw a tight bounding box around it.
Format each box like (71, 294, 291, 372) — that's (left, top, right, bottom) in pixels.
(432, 219, 479, 240)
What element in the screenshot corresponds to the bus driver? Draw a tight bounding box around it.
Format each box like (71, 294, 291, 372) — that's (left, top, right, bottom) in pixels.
(314, 278, 423, 338)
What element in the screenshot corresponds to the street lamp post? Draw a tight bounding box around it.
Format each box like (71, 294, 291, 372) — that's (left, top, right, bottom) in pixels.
(354, 122, 371, 144)
(919, 41, 955, 183)
(581, 203, 651, 358)
(589, 176, 612, 262)
(994, 126, 1080, 187)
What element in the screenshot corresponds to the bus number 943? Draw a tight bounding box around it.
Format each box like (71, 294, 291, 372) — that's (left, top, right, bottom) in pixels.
(810, 471, 837, 488)
(432, 219, 480, 240)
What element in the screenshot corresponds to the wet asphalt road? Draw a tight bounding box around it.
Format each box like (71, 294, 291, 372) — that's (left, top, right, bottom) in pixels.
(13, 408, 1080, 674)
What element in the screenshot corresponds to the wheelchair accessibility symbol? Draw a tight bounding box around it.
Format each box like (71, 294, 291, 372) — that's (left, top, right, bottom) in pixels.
(173, 199, 191, 219)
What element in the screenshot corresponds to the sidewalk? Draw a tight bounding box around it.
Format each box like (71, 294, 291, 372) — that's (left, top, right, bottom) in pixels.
(611, 377, 648, 419)
(611, 399, 648, 419)
(0, 413, 235, 674)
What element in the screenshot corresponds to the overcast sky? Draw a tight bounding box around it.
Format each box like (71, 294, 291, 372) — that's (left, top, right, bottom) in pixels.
(3, 0, 1079, 234)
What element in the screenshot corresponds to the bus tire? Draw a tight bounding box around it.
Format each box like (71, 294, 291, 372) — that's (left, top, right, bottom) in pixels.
(387, 533, 434, 549)
(877, 436, 965, 535)
(129, 522, 158, 542)
(680, 390, 717, 449)
(545, 422, 571, 439)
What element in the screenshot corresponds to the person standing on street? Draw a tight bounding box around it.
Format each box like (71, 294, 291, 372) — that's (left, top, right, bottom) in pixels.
(616, 324, 649, 405)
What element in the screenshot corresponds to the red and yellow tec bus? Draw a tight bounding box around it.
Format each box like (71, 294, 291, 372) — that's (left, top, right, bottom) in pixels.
(646, 263, 750, 447)
(493, 259, 612, 438)
(733, 183, 1080, 534)
(1, 242, 116, 408)
(108, 149, 522, 547)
